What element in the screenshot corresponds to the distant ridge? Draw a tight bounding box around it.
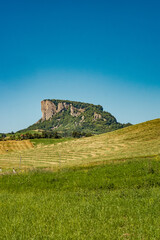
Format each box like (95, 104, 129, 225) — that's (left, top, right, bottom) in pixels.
(22, 99, 131, 135)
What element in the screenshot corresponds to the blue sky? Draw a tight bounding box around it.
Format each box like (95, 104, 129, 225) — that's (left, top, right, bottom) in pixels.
(0, 0, 160, 132)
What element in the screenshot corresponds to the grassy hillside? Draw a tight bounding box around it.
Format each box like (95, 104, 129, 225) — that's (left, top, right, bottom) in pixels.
(0, 118, 159, 170)
(30, 138, 72, 146)
(1, 159, 160, 239)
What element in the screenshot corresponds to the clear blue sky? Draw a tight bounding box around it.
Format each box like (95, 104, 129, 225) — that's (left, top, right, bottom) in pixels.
(0, 0, 160, 132)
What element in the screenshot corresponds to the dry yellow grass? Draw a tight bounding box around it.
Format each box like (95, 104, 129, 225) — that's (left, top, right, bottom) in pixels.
(0, 118, 160, 169)
(0, 140, 33, 154)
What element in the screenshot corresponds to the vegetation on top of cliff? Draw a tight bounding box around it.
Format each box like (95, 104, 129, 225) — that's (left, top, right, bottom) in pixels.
(45, 99, 103, 111)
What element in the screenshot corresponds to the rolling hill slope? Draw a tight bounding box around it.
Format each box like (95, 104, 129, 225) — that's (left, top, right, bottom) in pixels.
(0, 118, 160, 169)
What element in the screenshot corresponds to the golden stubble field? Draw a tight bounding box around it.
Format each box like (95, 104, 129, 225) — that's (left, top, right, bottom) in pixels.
(0, 140, 33, 154)
(0, 119, 160, 169)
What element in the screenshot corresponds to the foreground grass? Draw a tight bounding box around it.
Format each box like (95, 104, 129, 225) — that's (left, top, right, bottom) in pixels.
(1, 158, 160, 239)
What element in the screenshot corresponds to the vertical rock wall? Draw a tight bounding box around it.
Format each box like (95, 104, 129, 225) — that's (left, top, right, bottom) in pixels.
(41, 100, 86, 121)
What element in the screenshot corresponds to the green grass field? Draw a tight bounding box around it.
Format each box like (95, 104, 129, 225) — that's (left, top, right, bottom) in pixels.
(0, 118, 160, 239)
(1, 158, 160, 239)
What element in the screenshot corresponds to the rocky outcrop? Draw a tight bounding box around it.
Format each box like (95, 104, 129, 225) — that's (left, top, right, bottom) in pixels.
(41, 100, 85, 121)
(70, 105, 85, 117)
(57, 102, 69, 112)
(41, 100, 57, 121)
(93, 112, 102, 120)
(24, 99, 131, 135)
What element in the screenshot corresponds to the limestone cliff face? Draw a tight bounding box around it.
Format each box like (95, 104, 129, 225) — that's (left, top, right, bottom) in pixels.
(41, 100, 56, 121)
(41, 100, 85, 121)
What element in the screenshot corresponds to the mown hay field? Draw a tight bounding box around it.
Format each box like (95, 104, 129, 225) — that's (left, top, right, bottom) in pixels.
(0, 119, 160, 170)
(0, 140, 33, 154)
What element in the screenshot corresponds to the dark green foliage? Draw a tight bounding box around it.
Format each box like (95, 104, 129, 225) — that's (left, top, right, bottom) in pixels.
(6, 131, 62, 141)
(72, 131, 92, 138)
(41, 131, 61, 139)
(47, 99, 103, 111)
(0, 133, 6, 138)
(0, 133, 6, 141)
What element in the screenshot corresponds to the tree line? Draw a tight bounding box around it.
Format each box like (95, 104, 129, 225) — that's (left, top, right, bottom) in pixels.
(0, 131, 93, 141)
